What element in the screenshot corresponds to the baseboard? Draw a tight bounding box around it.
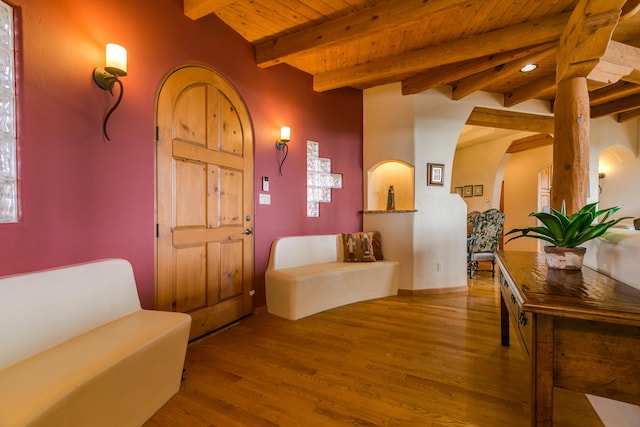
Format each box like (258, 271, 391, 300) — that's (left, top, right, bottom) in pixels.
(397, 285, 468, 296)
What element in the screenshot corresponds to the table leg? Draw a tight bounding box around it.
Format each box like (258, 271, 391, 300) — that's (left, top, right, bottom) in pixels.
(500, 292, 509, 346)
(532, 314, 554, 427)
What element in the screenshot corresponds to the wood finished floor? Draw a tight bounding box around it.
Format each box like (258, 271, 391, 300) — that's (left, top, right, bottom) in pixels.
(145, 272, 603, 427)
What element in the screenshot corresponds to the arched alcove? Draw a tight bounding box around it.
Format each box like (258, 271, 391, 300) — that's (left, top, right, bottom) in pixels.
(598, 145, 639, 225)
(366, 160, 414, 211)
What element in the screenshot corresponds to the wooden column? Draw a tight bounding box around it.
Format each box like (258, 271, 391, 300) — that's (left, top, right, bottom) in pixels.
(551, 77, 589, 214)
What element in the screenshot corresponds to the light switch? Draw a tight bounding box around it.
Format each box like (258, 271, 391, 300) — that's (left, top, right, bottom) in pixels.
(259, 194, 271, 205)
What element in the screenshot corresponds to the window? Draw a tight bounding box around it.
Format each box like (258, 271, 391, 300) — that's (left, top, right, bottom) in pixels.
(0, 0, 15, 223)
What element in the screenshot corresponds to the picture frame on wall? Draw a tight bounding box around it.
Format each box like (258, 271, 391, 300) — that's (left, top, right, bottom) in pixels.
(473, 184, 484, 196)
(427, 163, 444, 186)
(463, 185, 473, 197)
(454, 186, 463, 197)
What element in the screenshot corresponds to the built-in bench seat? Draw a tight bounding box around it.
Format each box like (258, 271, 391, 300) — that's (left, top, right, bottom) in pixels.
(265, 233, 399, 320)
(0, 259, 191, 427)
(583, 229, 640, 426)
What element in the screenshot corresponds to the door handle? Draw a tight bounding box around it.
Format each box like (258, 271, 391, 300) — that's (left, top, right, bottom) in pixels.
(243, 228, 253, 235)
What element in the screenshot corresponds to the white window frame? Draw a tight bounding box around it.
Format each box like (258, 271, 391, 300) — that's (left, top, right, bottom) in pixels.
(0, 0, 16, 223)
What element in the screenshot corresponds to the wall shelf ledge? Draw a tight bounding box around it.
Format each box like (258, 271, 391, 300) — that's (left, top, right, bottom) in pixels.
(363, 209, 417, 214)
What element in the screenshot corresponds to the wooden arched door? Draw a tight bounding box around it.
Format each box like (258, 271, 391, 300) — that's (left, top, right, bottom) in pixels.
(156, 66, 254, 340)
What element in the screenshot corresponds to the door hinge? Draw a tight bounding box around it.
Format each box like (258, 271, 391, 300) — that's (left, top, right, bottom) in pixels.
(155, 126, 159, 142)
(156, 223, 159, 238)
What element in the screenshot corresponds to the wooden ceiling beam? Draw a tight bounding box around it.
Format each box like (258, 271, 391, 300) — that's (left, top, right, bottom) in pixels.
(591, 93, 640, 117)
(401, 43, 557, 96)
(466, 107, 555, 134)
(184, 0, 235, 20)
(504, 74, 556, 107)
(589, 81, 640, 106)
(313, 12, 570, 92)
(255, 0, 475, 68)
(617, 107, 640, 122)
(557, 0, 625, 82)
(621, 0, 640, 20)
(451, 46, 557, 100)
(506, 133, 554, 154)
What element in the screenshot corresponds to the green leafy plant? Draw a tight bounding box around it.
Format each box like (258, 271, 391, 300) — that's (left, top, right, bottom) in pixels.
(505, 201, 631, 248)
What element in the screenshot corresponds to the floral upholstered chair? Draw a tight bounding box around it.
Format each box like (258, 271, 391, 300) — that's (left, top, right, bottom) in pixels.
(467, 210, 480, 235)
(468, 208, 505, 278)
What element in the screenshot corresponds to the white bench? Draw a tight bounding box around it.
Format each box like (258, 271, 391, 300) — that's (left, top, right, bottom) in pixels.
(265, 234, 399, 320)
(582, 229, 640, 427)
(0, 259, 192, 427)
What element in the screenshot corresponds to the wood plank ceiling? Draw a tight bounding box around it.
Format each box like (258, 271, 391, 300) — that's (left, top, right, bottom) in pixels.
(185, 0, 640, 124)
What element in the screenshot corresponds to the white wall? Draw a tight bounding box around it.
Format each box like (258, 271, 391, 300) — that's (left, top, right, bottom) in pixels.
(591, 116, 640, 225)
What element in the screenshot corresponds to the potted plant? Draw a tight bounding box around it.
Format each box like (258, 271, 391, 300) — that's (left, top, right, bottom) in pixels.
(505, 201, 630, 270)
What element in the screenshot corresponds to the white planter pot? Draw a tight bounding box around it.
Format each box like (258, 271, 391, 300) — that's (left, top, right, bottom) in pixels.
(543, 246, 586, 270)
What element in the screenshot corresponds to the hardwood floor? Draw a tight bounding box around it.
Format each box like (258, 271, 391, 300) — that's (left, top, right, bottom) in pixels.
(145, 272, 604, 426)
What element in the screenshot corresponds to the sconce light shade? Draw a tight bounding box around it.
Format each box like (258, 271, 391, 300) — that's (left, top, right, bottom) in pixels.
(105, 43, 127, 76)
(280, 126, 290, 143)
(598, 171, 606, 179)
(275, 126, 290, 175)
(93, 43, 127, 141)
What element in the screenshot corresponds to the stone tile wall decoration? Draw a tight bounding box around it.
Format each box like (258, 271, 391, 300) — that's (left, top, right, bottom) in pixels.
(306, 140, 342, 217)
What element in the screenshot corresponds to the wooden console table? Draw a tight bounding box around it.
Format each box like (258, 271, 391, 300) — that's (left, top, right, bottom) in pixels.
(496, 251, 640, 427)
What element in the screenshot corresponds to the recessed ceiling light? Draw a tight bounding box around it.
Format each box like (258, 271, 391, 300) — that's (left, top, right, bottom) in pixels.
(520, 63, 538, 73)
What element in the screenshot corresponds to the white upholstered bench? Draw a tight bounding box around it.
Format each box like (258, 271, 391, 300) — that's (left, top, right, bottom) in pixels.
(265, 233, 399, 320)
(0, 259, 191, 427)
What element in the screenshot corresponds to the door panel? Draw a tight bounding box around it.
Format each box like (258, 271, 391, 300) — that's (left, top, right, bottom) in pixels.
(175, 159, 206, 227)
(220, 240, 244, 300)
(175, 245, 206, 312)
(156, 66, 253, 340)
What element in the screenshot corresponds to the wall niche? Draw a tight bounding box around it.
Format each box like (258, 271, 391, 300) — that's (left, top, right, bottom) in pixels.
(366, 160, 414, 211)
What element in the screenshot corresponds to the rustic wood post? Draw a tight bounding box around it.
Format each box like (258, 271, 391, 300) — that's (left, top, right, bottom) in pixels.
(551, 77, 590, 214)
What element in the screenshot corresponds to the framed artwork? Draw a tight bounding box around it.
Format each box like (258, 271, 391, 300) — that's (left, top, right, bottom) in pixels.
(473, 184, 484, 197)
(463, 185, 473, 198)
(427, 163, 444, 186)
(454, 186, 463, 197)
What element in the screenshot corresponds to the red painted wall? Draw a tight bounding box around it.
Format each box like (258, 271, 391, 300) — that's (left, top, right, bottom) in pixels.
(0, 0, 363, 308)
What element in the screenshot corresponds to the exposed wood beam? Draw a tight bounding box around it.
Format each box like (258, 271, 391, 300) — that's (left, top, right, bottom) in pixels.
(588, 40, 640, 83)
(313, 12, 570, 92)
(184, 0, 234, 20)
(621, 0, 640, 20)
(452, 46, 557, 100)
(256, 0, 475, 68)
(591, 93, 640, 117)
(504, 74, 556, 107)
(506, 133, 553, 154)
(557, 0, 625, 82)
(401, 43, 557, 96)
(622, 69, 640, 84)
(618, 107, 640, 122)
(466, 107, 555, 134)
(589, 81, 640, 106)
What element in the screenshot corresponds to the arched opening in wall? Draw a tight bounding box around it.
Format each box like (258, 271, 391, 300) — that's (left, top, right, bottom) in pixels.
(451, 107, 554, 252)
(366, 160, 414, 211)
(451, 106, 552, 212)
(597, 145, 639, 227)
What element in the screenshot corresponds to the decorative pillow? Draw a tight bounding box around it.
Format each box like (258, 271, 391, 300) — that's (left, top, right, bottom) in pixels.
(341, 232, 376, 262)
(370, 231, 384, 260)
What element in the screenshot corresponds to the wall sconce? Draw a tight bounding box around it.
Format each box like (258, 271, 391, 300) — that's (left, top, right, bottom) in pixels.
(598, 171, 606, 194)
(93, 43, 127, 141)
(275, 126, 290, 175)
